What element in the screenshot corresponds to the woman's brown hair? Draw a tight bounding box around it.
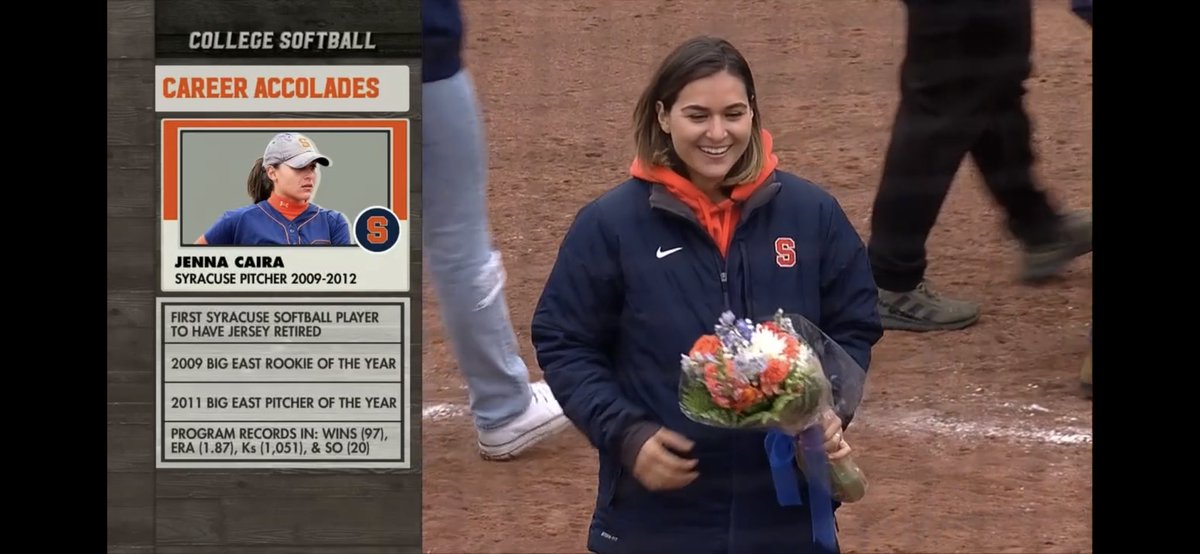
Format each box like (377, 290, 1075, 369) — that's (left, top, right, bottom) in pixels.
(247, 157, 273, 203)
(633, 36, 764, 187)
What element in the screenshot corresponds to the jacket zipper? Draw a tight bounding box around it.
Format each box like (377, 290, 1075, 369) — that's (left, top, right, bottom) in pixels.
(653, 200, 747, 552)
(649, 182, 779, 552)
(716, 252, 731, 312)
(654, 206, 734, 312)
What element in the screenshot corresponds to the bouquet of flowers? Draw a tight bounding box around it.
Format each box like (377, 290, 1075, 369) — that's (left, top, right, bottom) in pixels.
(678, 309, 869, 503)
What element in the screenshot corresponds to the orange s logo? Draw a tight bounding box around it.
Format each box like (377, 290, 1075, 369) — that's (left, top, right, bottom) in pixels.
(775, 237, 796, 268)
(298, 137, 312, 148)
(367, 216, 389, 244)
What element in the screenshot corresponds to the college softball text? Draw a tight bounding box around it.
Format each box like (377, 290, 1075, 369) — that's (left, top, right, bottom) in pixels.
(188, 31, 377, 50)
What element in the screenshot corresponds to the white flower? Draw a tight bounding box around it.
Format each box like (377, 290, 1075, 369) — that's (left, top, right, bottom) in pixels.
(744, 326, 787, 361)
(791, 342, 818, 376)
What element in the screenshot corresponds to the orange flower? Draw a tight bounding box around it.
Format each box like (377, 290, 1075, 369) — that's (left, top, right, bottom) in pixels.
(760, 358, 789, 395)
(703, 363, 728, 405)
(711, 393, 733, 409)
(690, 335, 722, 357)
(730, 384, 765, 412)
(784, 336, 802, 360)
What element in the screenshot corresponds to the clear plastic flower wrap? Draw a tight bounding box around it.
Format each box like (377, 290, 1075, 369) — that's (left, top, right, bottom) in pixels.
(678, 309, 869, 503)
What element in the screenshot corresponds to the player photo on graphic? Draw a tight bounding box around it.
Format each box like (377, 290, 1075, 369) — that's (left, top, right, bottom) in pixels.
(193, 131, 352, 247)
(160, 119, 411, 293)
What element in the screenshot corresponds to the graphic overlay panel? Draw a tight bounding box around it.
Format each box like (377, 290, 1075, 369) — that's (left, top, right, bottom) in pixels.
(156, 297, 413, 469)
(159, 118, 411, 292)
(103, 0, 423, 552)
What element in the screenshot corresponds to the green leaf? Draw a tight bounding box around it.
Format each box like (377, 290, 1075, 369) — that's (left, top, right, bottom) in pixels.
(740, 410, 778, 426)
(679, 381, 734, 426)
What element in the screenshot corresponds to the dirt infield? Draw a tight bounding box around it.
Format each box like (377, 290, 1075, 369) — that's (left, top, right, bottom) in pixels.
(421, 1, 1093, 552)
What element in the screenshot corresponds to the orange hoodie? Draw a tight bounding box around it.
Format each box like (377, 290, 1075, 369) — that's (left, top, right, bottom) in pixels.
(629, 129, 779, 258)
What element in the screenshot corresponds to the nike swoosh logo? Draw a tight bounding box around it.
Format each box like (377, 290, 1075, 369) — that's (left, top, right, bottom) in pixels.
(656, 246, 683, 259)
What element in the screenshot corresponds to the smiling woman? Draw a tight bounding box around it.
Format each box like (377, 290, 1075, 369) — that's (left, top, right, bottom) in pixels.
(194, 132, 352, 246)
(532, 35, 883, 554)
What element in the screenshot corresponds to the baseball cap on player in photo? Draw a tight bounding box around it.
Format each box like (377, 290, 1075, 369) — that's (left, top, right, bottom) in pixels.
(262, 132, 333, 169)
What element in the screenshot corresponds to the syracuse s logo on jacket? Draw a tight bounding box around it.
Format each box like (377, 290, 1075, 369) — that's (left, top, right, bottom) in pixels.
(775, 237, 796, 268)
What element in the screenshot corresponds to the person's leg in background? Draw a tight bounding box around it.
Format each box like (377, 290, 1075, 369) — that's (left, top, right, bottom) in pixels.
(1080, 327, 1092, 398)
(1070, 0, 1093, 399)
(869, 0, 987, 332)
(870, 0, 1091, 333)
(967, 0, 1091, 282)
(423, 69, 570, 460)
(1071, 0, 1093, 27)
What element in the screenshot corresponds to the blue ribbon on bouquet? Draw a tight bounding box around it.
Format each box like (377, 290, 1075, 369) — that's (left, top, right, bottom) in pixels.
(765, 427, 838, 554)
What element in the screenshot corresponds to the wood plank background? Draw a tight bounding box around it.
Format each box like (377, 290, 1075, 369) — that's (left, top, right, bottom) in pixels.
(108, 1, 423, 552)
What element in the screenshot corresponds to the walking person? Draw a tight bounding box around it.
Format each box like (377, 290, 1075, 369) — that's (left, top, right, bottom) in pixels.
(869, 0, 1092, 332)
(422, 0, 569, 459)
